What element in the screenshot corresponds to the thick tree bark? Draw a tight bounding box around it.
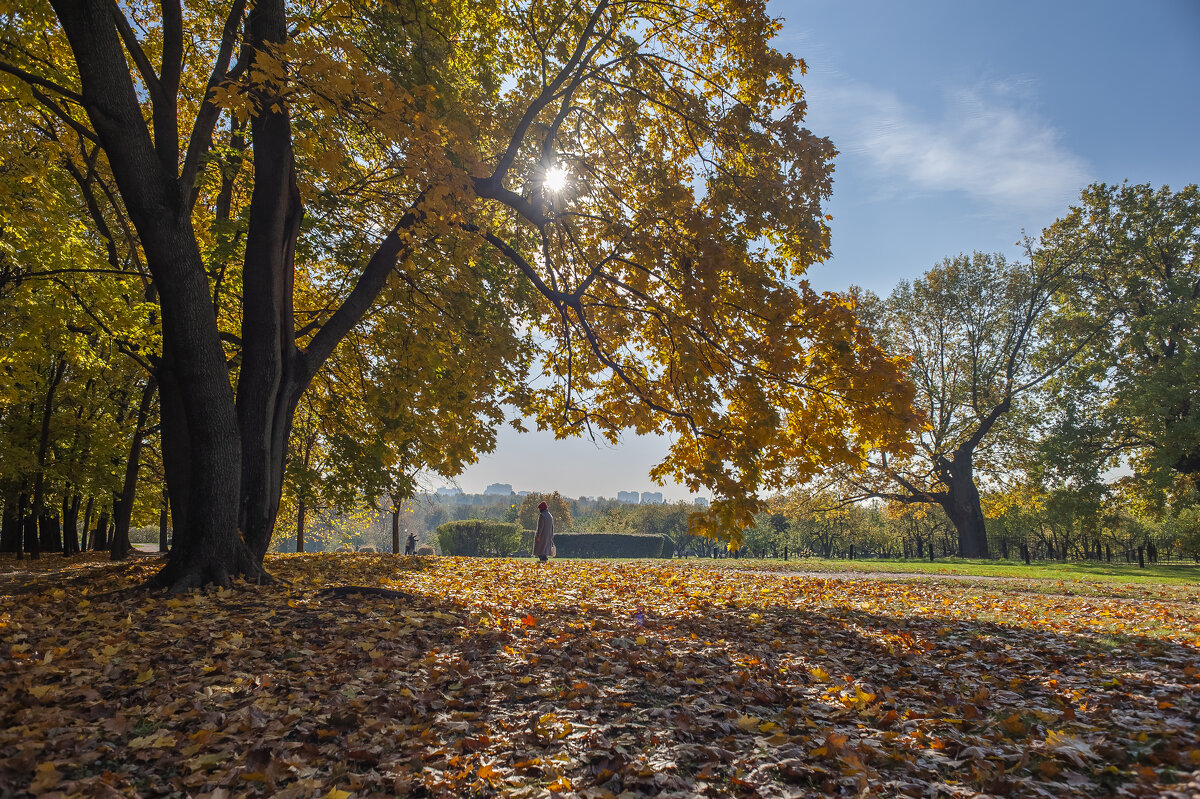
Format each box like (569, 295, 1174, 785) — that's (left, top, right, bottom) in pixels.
(936, 458, 989, 559)
(233, 0, 305, 564)
(929, 414, 994, 557)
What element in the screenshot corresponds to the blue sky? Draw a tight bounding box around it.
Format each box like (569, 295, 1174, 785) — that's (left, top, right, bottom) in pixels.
(451, 0, 1200, 501)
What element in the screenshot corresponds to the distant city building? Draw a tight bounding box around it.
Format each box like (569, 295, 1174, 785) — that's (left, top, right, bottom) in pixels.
(640, 491, 664, 504)
(617, 491, 640, 504)
(435, 486, 464, 497)
(518, 490, 531, 496)
(484, 483, 513, 495)
(693, 497, 710, 508)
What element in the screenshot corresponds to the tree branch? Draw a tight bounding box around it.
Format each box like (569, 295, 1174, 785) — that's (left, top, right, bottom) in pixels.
(181, 0, 249, 201)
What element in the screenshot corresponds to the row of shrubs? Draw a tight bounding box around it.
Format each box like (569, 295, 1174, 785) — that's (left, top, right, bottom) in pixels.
(435, 520, 672, 558)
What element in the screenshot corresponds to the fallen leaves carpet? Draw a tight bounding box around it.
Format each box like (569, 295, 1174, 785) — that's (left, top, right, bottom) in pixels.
(2, 553, 1198, 798)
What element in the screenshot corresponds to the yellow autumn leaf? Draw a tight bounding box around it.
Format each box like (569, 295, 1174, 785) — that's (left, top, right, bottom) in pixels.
(735, 714, 761, 732)
(29, 762, 61, 793)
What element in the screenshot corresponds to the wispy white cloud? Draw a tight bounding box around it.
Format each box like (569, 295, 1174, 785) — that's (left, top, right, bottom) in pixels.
(811, 80, 1092, 214)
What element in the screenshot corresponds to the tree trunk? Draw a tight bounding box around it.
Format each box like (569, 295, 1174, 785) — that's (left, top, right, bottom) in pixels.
(29, 356, 67, 561)
(53, 0, 415, 585)
(92, 506, 109, 551)
(391, 506, 401, 555)
(53, 0, 255, 592)
(110, 490, 132, 560)
(111, 378, 156, 560)
(936, 449, 990, 558)
(40, 512, 62, 554)
(80, 495, 94, 551)
(63, 493, 81, 556)
(235, 0, 304, 563)
(296, 496, 306, 553)
(0, 493, 19, 553)
(158, 488, 170, 552)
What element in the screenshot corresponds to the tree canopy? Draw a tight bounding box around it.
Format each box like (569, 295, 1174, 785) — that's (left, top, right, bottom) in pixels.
(0, 0, 916, 588)
(1039, 183, 1200, 490)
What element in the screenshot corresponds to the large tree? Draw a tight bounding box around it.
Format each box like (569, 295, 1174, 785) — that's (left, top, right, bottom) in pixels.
(3, 0, 915, 590)
(848, 252, 1083, 557)
(1039, 183, 1200, 490)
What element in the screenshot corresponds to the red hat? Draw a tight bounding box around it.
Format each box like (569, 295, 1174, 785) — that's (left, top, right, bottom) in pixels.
(538, 501, 548, 510)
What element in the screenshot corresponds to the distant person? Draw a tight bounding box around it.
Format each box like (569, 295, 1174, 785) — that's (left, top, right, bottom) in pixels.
(533, 501, 554, 562)
(404, 532, 417, 555)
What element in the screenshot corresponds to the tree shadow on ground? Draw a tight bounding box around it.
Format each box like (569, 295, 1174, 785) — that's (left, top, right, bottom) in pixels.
(1, 557, 1196, 797)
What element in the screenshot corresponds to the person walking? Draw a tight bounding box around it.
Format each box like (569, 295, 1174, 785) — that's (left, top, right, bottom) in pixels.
(533, 501, 554, 562)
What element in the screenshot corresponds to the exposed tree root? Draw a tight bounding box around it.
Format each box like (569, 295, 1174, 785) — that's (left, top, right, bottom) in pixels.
(149, 545, 275, 594)
(316, 585, 417, 601)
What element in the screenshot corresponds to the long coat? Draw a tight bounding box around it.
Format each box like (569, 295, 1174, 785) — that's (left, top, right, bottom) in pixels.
(533, 509, 554, 558)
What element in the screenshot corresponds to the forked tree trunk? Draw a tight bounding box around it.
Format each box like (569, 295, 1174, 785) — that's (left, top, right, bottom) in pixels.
(52, 0, 415, 585)
(53, 0, 259, 592)
(935, 449, 990, 559)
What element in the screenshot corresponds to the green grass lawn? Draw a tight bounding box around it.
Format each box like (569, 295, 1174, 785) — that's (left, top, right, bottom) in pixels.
(702, 554, 1200, 585)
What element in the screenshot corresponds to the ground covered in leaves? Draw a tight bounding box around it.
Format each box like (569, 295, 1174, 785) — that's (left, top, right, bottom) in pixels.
(2, 554, 1198, 798)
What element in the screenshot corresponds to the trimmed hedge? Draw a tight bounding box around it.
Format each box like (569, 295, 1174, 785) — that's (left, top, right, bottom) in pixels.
(436, 520, 525, 556)
(553, 532, 666, 559)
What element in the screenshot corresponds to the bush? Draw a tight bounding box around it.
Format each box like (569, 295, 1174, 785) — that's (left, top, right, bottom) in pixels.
(128, 526, 167, 544)
(415, 545, 435, 556)
(436, 520, 525, 556)
(553, 532, 666, 559)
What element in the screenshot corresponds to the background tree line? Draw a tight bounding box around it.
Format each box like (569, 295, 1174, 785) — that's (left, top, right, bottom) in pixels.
(2, 181, 1194, 565)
